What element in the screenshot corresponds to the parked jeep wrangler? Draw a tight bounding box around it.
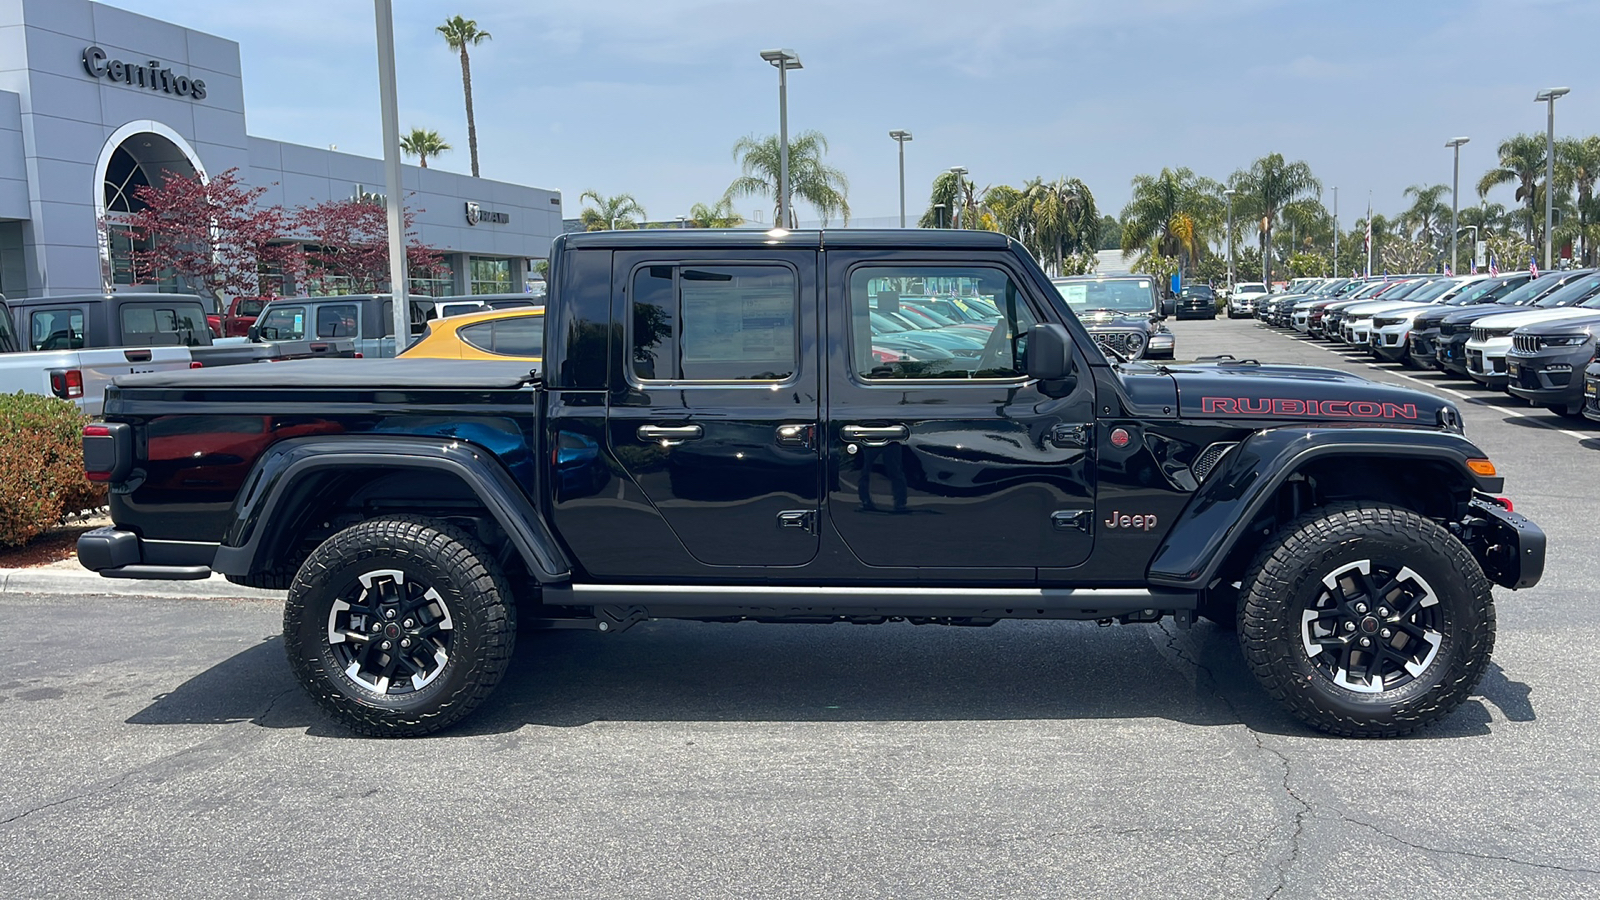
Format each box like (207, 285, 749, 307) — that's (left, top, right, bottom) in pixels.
(79, 230, 1544, 738)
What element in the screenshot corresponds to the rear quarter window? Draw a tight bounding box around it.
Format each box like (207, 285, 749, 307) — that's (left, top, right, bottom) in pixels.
(458, 316, 544, 358)
(120, 303, 208, 346)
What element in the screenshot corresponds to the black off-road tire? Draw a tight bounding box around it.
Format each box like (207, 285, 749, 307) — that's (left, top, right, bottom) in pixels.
(283, 515, 517, 737)
(1239, 503, 1495, 737)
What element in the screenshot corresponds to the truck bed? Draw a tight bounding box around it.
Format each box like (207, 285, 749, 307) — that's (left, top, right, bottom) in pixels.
(114, 358, 540, 390)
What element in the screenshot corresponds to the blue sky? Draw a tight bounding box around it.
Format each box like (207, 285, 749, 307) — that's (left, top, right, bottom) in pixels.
(105, 0, 1600, 230)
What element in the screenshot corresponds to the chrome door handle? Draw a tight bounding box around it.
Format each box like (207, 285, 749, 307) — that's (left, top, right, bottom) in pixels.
(841, 424, 909, 446)
(638, 424, 703, 445)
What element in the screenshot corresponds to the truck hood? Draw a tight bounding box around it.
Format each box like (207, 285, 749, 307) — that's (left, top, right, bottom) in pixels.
(1163, 362, 1454, 426)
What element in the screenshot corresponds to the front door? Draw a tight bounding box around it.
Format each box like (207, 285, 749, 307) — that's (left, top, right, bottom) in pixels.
(605, 249, 822, 568)
(824, 254, 1097, 576)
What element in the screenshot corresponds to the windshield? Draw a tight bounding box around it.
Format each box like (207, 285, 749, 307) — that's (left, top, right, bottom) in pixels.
(1379, 279, 1431, 299)
(1179, 286, 1212, 297)
(1536, 275, 1600, 307)
(1400, 280, 1455, 303)
(1494, 277, 1558, 305)
(1053, 278, 1157, 313)
(1234, 283, 1266, 294)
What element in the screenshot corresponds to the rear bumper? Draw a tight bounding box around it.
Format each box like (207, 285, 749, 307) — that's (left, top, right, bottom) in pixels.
(77, 527, 216, 580)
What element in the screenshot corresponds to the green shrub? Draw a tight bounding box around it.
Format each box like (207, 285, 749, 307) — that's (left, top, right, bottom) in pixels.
(0, 392, 108, 548)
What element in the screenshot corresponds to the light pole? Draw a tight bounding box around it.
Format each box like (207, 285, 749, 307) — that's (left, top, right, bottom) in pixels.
(1458, 225, 1479, 272)
(1535, 87, 1569, 270)
(676, 215, 687, 229)
(1331, 186, 1338, 276)
(948, 166, 968, 228)
(1223, 188, 1236, 285)
(1446, 137, 1470, 275)
(760, 49, 802, 229)
(373, 0, 411, 350)
(933, 203, 947, 229)
(889, 130, 913, 228)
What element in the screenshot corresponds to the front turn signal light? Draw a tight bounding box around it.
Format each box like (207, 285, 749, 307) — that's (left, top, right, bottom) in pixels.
(1466, 458, 1497, 477)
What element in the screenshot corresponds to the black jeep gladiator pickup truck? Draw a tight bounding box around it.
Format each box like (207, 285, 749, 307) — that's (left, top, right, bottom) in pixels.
(78, 230, 1545, 738)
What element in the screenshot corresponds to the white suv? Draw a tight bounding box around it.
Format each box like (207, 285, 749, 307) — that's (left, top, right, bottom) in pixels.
(1228, 283, 1268, 318)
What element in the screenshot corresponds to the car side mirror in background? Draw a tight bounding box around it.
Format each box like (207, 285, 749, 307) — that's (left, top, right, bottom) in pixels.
(1161, 298, 1177, 318)
(1027, 323, 1076, 389)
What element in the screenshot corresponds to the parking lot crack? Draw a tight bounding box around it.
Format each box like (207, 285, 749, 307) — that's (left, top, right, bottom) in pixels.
(255, 687, 296, 726)
(0, 771, 135, 829)
(1334, 814, 1600, 876)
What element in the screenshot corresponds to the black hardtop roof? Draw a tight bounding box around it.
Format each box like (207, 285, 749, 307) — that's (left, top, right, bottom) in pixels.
(556, 228, 1015, 251)
(8, 292, 207, 307)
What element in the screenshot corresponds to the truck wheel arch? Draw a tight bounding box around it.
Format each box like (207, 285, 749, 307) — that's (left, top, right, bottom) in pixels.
(210, 436, 571, 586)
(1148, 428, 1501, 591)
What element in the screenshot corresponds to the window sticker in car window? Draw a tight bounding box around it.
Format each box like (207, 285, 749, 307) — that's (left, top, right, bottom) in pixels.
(1058, 284, 1089, 305)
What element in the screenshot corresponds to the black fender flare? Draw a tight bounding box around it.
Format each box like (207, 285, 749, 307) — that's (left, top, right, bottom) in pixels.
(1147, 427, 1502, 589)
(210, 436, 571, 583)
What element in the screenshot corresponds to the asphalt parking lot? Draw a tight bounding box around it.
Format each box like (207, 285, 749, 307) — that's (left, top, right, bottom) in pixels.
(2, 316, 1597, 899)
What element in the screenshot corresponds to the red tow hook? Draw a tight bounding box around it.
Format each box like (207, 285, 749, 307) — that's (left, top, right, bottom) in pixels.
(1492, 496, 1514, 513)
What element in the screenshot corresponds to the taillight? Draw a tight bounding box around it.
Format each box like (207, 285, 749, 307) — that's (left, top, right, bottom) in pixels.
(353, 352, 364, 358)
(50, 369, 84, 399)
(82, 422, 131, 483)
(189, 361, 205, 369)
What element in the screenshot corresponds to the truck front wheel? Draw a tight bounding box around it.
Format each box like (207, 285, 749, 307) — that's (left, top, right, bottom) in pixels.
(283, 515, 517, 737)
(1239, 503, 1495, 737)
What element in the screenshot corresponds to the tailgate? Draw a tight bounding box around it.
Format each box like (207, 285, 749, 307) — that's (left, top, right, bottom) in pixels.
(78, 347, 193, 415)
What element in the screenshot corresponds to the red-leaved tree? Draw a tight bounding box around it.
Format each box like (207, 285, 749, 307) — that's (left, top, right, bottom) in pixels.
(124, 167, 303, 312)
(296, 199, 447, 294)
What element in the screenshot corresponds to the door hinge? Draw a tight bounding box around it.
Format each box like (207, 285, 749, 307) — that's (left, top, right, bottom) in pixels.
(1051, 510, 1092, 534)
(1049, 423, 1092, 448)
(777, 509, 818, 534)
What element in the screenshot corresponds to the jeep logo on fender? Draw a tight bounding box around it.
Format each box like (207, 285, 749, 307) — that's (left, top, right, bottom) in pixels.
(1201, 397, 1418, 419)
(1104, 511, 1157, 531)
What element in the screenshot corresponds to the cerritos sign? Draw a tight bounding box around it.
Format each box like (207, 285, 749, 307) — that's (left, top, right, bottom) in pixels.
(81, 46, 208, 101)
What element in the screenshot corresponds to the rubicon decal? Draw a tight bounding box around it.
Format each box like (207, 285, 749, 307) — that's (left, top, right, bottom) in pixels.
(1200, 397, 1418, 419)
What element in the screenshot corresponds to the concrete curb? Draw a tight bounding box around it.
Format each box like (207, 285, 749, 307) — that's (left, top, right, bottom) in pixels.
(0, 567, 283, 600)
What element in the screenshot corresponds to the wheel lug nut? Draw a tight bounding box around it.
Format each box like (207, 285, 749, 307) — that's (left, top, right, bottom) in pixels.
(385, 609, 396, 619)
(1380, 628, 1392, 639)
(381, 640, 392, 650)
(1344, 622, 1357, 632)
(400, 638, 410, 648)
(1354, 603, 1368, 614)
(403, 619, 414, 628)
(1359, 637, 1372, 647)
(371, 622, 381, 632)
(1378, 607, 1390, 617)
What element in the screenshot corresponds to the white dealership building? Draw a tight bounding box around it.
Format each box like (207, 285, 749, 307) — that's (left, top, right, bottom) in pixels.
(0, 0, 562, 299)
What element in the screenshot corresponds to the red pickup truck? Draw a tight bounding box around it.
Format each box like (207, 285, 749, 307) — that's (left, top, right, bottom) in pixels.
(206, 296, 268, 338)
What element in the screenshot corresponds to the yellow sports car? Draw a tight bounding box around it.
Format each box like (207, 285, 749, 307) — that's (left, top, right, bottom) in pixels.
(399, 306, 544, 362)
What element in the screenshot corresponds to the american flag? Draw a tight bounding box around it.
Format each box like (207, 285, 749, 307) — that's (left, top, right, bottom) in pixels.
(1489, 255, 1498, 276)
(1444, 264, 1453, 276)
(1530, 255, 1539, 279)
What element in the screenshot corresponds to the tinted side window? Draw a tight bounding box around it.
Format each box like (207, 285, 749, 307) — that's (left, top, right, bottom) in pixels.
(458, 317, 544, 358)
(849, 267, 1033, 380)
(0, 305, 17, 353)
(631, 264, 796, 382)
(30, 308, 85, 351)
(257, 306, 306, 341)
(315, 304, 358, 338)
(120, 304, 206, 347)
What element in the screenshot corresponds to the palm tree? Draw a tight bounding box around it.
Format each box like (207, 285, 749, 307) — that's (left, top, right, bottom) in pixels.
(1033, 177, 1100, 276)
(398, 128, 451, 169)
(1400, 183, 1451, 250)
(918, 171, 965, 228)
(1229, 153, 1321, 288)
(1557, 135, 1600, 264)
(1118, 167, 1223, 275)
(726, 131, 849, 228)
(437, 16, 491, 178)
(578, 191, 645, 231)
(1477, 133, 1546, 245)
(687, 198, 744, 228)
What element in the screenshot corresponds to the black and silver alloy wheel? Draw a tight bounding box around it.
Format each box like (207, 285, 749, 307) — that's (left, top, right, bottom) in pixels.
(284, 515, 516, 737)
(1299, 560, 1443, 695)
(328, 569, 455, 696)
(1240, 503, 1495, 737)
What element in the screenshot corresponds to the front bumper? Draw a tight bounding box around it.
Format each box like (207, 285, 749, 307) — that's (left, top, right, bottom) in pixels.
(1463, 495, 1545, 590)
(1409, 327, 1440, 364)
(1372, 324, 1411, 361)
(1584, 367, 1600, 421)
(1436, 333, 1472, 374)
(1465, 338, 1511, 386)
(1506, 346, 1592, 407)
(77, 526, 217, 580)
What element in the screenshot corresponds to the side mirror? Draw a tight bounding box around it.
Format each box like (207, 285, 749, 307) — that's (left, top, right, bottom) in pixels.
(259, 326, 277, 342)
(1161, 298, 1177, 318)
(1027, 323, 1075, 382)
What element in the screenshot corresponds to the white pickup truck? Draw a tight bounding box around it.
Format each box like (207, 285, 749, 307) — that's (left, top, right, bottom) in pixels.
(2, 292, 354, 415)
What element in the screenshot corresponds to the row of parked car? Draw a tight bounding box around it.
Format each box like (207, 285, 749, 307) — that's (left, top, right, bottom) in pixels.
(1235, 272, 1600, 421)
(0, 290, 542, 415)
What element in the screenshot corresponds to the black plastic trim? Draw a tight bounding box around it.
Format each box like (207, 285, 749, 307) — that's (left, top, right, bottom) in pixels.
(210, 436, 571, 583)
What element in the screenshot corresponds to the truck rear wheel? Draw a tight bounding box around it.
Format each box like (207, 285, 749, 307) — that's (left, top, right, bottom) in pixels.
(1239, 503, 1495, 737)
(283, 515, 517, 737)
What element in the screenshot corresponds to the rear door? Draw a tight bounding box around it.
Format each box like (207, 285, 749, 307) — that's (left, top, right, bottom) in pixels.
(603, 249, 823, 568)
(823, 253, 1098, 577)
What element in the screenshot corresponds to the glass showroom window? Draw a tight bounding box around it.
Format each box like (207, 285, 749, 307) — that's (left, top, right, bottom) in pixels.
(470, 257, 512, 294)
